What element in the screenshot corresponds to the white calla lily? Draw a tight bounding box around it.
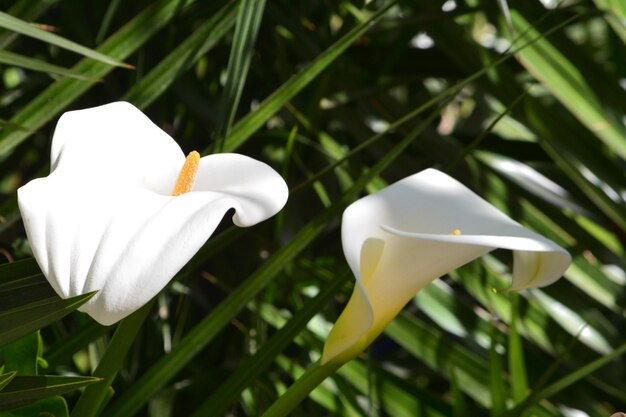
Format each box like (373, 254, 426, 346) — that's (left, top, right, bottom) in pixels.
(322, 168, 571, 365)
(18, 102, 288, 326)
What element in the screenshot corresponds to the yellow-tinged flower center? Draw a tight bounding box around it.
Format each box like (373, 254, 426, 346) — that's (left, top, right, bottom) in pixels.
(450, 228, 462, 235)
(172, 151, 200, 196)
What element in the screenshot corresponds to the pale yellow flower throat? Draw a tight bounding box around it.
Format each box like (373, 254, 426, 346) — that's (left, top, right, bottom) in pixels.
(172, 151, 200, 196)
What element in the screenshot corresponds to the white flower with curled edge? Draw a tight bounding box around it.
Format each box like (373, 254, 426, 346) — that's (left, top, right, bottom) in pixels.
(17, 102, 288, 326)
(322, 169, 571, 365)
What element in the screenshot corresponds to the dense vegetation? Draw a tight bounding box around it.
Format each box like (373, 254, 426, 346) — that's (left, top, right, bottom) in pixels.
(0, 0, 625, 416)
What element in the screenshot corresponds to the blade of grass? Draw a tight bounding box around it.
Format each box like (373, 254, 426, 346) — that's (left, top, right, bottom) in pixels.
(215, 0, 266, 150)
(0, 371, 16, 392)
(95, 0, 122, 44)
(0, 291, 96, 348)
(0, 0, 58, 49)
(0, 10, 131, 68)
(0, 49, 99, 81)
(0, 258, 41, 283)
(0, 375, 101, 412)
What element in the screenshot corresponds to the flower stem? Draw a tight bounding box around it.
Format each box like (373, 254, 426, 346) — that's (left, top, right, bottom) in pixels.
(70, 300, 154, 417)
(260, 359, 342, 417)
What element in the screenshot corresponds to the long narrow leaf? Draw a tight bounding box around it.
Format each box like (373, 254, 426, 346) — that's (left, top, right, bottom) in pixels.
(0, 258, 41, 284)
(215, 0, 266, 146)
(0, 49, 99, 81)
(0, 371, 16, 392)
(0, 375, 100, 412)
(0, 11, 131, 68)
(0, 0, 58, 49)
(0, 291, 96, 348)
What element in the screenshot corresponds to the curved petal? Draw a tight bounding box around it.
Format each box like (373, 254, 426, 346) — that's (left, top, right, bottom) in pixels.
(19, 178, 285, 325)
(381, 225, 571, 289)
(322, 168, 570, 364)
(194, 153, 289, 227)
(79, 191, 244, 325)
(50, 101, 184, 195)
(18, 102, 290, 325)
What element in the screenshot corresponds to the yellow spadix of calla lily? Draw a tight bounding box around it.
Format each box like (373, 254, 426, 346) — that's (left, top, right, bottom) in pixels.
(322, 169, 571, 365)
(18, 102, 288, 326)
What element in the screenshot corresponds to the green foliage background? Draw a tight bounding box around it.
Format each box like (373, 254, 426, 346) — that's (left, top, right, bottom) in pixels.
(0, 0, 625, 416)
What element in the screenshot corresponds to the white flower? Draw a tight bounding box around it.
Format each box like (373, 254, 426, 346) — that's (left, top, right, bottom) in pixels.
(322, 169, 571, 364)
(18, 102, 288, 325)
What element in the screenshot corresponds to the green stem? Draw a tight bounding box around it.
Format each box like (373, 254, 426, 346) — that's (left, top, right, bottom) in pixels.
(70, 300, 154, 417)
(260, 360, 342, 417)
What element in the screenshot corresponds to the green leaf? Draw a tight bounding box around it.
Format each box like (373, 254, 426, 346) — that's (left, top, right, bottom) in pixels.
(0, 258, 42, 284)
(0, 0, 59, 50)
(0, 332, 40, 375)
(0, 371, 16, 391)
(0, 291, 96, 348)
(0, 10, 131, 68)
(0, 275, 56, 314)
(0, 375, 100, 412)
(0, 49, 99, 80)
(215, 0, 266, 147)
(95, 0, 122, 44)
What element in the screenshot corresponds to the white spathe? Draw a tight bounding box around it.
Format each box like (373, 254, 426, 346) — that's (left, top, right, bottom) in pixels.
(18, 102, 289, 325)
(322, 169, 571, 364)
